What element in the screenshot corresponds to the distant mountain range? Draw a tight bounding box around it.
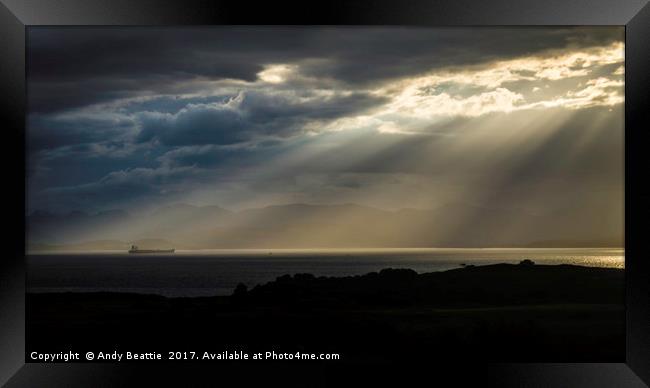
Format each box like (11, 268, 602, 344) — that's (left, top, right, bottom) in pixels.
(27, 202, 623, 250)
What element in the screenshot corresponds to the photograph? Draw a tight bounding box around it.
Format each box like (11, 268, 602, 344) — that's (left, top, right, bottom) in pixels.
(25, 26, 625, 363)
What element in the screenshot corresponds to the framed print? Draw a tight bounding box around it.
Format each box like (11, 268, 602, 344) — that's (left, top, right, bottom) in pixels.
(1, 0, 649, 386)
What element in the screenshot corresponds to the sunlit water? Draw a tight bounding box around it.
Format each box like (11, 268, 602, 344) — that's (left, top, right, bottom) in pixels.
(27, 248, 624, 297)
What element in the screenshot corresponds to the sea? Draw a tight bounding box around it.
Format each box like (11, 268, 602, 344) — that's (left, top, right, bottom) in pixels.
(27, 248, 624, 297)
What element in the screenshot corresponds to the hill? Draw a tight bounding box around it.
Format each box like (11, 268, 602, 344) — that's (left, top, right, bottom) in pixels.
(27, 263, 624, 362)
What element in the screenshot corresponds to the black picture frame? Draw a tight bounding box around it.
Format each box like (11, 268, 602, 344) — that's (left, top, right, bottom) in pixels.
(1, 0, 649, 386)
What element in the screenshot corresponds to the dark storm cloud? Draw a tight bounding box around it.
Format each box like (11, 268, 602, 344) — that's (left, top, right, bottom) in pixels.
(28, 27, 622, 113)
(135, 103, 248, 146)
(28, 112, 136, 151)
(134, 90, 386, 146)
(26, 26, 624, 219)
(34, 165, 202, 212)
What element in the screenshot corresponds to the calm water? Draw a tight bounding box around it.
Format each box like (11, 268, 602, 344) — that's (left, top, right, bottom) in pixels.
(27, 248, 624, 297)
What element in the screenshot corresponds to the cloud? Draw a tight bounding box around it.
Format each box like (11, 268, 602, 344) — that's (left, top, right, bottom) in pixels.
(26, 27, 624, 220)
(257, 64, 301, 84)
(131, 88, 386, 146)
(35, 165, 203, 212)
(28, 27, 623, 113)
(314, 40, 624, 136)
(28, 111, 136, 152)
(136, 95, 248, 146)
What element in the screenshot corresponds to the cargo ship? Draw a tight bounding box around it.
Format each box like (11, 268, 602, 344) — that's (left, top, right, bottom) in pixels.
(128, 245, 175, 254)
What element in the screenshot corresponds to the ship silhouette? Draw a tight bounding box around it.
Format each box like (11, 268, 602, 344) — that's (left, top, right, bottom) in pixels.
(128, 245, 175, 254)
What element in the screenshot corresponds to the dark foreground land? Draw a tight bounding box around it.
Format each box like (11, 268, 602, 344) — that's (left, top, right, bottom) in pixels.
(27, 263, 624, 363)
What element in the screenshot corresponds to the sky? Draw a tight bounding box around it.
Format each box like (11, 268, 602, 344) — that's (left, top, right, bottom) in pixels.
(27, 27, 624, 220)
